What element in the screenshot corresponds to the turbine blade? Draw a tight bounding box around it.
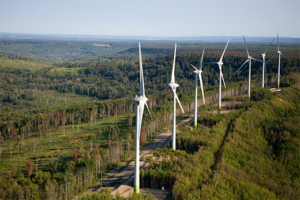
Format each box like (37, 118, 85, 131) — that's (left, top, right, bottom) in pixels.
(220, 39, 230, 62)
(266, 54, 278, 63)
(249, 52, 261, 56)
(171, 43, 177, 83)
(138, 100, 145, 139)
(277, 33, 279, 52)
(243, 36, 249, 57)
(280, 53, 292, 61)
(163, 85, 170, 92)
(200, 47, 205, 70)
(250, 57, 263, 63)
(139, 43, 145, 96)
(220, 71, 226, 88)
(206, 62, 218, 64)
(198, 73, 205, 104)
(170, 87, 185, 114)
(145, 102, 152, 120)
(263, 38, 275, 54)
(234, 59, 249, 75)
(265, 65, 268, 74)
(190, 64, 198, 71)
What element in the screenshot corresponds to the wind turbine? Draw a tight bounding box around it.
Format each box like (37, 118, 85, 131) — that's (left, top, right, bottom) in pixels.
(132, 43, 152, 194)
(190, 48, 205, 128)
(234, 36, 263, 98)
(250, 38, 275, 88)
(207, 39, 230, 108)
(163, 43, 185, 150)
(266, 33, 292, 89)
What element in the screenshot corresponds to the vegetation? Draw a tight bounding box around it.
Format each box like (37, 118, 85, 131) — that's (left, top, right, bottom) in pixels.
(141, 73, 300, 199)
(79, 188, 156, 200)
(0, 40, 135, 61)
(0, 40, 299, 199)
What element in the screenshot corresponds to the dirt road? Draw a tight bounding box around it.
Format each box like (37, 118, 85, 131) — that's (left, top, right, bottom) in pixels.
(72, 115, 194, 200)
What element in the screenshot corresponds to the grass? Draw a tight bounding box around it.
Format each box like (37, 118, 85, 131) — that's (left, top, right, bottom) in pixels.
(34, 90, 98, 106)
(0, 57, 53, 71)
(0, 113, 133, 176)
(0, 90, 100, 116)
(50, 67, 87, 75)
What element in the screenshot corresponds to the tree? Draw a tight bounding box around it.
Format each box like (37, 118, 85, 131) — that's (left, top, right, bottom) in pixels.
(0, 134, 3, 155)
(61, 116, 66, 135)
(6, 171, 11, 179)
(27, 162, 33, 177)
(128, 113, 133, 133)
(51, 152, 54, 166)
(77, 117, 81, 134)
(33, 139, 37, 153)
(88, 111, 93, 129)
(111, 126, 118, 141)
(57, 149, 61, 163)
(89, 134, 96, 152)
(12, 126, 17, 141)
(140, 126, 145, 145)
(107, 103, 111, 118)
(73, 148, 78, 162)
(95, 147, 101, 176)
(54, 111, 60, 134)
(97, 129, 102, 148)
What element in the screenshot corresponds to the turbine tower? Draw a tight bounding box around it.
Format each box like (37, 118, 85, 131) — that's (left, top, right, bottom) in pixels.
(207, 40, 230, 108)
(163, 43, 185, 150)
(267, 33, 292, 89)
(132, 43, 152, 194)
(190, 48, 205, 128)
(234, 36, 263, 98)
(250, 38, 275, 87)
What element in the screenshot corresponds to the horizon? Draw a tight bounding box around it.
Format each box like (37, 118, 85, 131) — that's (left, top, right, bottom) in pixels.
(0, 0, 299, 38)
(1, 32, 300, 38)
(1, 32, 300, 44)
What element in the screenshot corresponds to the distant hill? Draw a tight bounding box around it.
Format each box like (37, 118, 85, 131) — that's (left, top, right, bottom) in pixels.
(0, 40, 135, 61)
(1, 32, 300, 43)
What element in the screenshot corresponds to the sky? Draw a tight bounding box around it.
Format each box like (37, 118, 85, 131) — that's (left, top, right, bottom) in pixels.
(0, 0, 299, 38)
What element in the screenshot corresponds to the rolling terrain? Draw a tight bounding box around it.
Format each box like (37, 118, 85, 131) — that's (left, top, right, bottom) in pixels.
(0, 42, 299, 199)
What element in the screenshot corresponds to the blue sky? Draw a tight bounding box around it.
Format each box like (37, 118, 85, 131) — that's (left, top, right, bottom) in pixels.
(0, 0, 299, 37)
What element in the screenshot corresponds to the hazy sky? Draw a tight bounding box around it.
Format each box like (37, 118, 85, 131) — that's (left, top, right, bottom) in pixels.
(0, 0, 299, 37)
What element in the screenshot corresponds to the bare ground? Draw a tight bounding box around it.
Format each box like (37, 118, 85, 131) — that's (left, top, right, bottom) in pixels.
(72, 115, 194, 200)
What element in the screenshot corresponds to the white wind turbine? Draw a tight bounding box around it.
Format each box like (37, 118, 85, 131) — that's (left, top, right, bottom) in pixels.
(132, 43, 152, 194)
(190, 48, 205, 128)
(250, 38, 275, 88)
(207, 39, 230, 108)
(266, 33, 292, 89)
(234, 36, 263, 98)
(163, 43, 185, 150)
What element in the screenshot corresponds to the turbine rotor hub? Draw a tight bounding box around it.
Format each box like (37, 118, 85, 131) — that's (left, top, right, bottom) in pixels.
(132, 95, 148, 103)
(140, 96, 148, 102)
(193, 70, 202, 74)
(169, 83, 179, 88)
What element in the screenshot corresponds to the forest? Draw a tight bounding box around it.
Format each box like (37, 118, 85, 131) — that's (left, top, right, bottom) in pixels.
(0, 41, 299, 199)
(139, 75, 300, 199)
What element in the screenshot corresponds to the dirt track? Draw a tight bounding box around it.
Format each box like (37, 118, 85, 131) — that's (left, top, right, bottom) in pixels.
(72, 115, 194, 200)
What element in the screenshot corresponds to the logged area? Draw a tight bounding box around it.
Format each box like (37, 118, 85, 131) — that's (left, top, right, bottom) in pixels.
(0, 41, 299, 200)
